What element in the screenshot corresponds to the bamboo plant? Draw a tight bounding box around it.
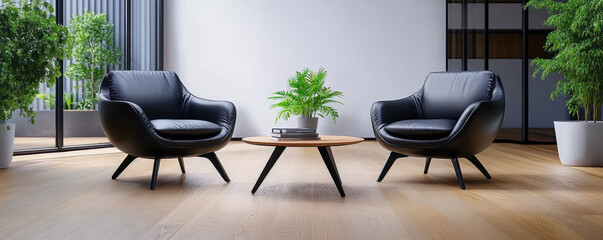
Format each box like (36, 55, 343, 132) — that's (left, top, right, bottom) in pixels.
(269, 67, 344, 124)
(526, 0, 603, 122)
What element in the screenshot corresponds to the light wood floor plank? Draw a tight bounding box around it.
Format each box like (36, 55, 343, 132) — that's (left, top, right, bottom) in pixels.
(1, 141, 602, 239)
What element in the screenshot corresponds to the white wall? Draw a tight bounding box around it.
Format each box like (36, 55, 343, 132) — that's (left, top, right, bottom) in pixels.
(164, 0, 446, 138)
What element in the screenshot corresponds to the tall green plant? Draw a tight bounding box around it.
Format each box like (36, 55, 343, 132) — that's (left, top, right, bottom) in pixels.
(0, 0, 69, 126)
(65, 10, 121, 110)
(269, 67, 344, 124)
(526, 0, 603, 122)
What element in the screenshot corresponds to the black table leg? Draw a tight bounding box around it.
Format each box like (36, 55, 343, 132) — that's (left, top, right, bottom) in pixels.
(318, 146, 345, 197)
(252, 146, 286, 194)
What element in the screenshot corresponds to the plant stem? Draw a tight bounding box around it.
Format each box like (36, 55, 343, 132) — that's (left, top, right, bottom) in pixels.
(584, 103, 589, 122)
(595, 90, 599, 122)
(594, 102, 598, 122)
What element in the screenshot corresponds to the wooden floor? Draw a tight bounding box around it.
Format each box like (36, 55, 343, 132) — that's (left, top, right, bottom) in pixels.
(1, 141, 602, 239)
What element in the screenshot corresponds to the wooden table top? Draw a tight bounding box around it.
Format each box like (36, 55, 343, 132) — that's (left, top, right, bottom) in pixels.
(242, 135, 364, 147)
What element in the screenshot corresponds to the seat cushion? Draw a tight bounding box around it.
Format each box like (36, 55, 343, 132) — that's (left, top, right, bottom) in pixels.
(384, 119, 456, 140)
(151, 119, 222, 139)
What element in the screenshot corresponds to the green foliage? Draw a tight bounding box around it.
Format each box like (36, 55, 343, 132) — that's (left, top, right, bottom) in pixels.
(35, 92, 77, 109)
(269, 67, 344, 124)
(76, 96, 94, 110)
(35, 93, 55, 109)
(65, 10, 121, 110)
(0, 0, 69, 125)
(64, 92, 76, 110)
(526, 0, 603, 122)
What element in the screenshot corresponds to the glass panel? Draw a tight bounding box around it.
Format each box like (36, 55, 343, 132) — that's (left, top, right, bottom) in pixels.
(527, 5, 565, 142)
(62, 0, 126, 147)
(489, 2, 524, 141)
(490, 59, 522, 141)
(8, 0, 57, 150)
(447, 1, 462, 71)
(447, 1, 486, 71)
(467, 1, 485, 71)
(10, 87, 56, 150)
(131, 0, 161, 71)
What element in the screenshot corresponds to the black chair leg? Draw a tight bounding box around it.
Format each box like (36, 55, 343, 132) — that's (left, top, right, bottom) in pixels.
(112, 155, 137, 179)
(424, 157, 432, 174)
(150, 157, 161, 190)
(377, 152, 407, 182)
(466, 155, 491, 179)
(201, 152, 230, 182)
(450, 157, 466, 190)
(178, 157, 186, 174)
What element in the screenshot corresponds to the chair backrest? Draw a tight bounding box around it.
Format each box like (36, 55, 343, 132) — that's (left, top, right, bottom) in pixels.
(421, 71, 496, 120)
(103, 71, 185, 119)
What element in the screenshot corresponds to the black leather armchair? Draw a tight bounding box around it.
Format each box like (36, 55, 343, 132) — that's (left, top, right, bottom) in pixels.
(99, 71, 236, 189)
(371, 71, 504, 189)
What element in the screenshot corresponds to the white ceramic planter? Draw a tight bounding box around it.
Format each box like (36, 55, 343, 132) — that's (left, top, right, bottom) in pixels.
(297, 117, 318, 130)
(554, 121, 603, 167)
(0, 123, 16, 169)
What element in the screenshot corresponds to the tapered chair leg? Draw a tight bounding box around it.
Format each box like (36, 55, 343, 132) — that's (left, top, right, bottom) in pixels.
(178, 157, 186, 174)
(201, 152, 230, 182)
(377, 152, 408, 182)
(150, 157, 161, 190)
(450, 157, 466, 190)
(112, 155, 137, 179)
(466, 155, 491, 179)
(424, 157, 432, 174)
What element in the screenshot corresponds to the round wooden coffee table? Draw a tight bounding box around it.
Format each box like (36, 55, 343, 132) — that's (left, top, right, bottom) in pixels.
(243, 135, 364, 197)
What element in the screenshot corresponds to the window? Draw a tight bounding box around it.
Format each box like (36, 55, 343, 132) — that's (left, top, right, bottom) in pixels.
(10, 0, 163, 155)
(446, 0, 566, 143)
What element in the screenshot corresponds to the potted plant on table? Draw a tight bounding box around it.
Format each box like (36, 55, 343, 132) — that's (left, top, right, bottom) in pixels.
(526, 0, 603, 166)
(0, 0, 69, 168)
(269, 67, 344, 130)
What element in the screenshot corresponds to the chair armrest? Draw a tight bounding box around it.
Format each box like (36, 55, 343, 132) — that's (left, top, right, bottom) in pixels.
(98, 97, 153, 135)
(447, 94, 505, 153)
(371, 95, 420, 130)
(183, 94, 237, 133)
(99, 96, 161, 156)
